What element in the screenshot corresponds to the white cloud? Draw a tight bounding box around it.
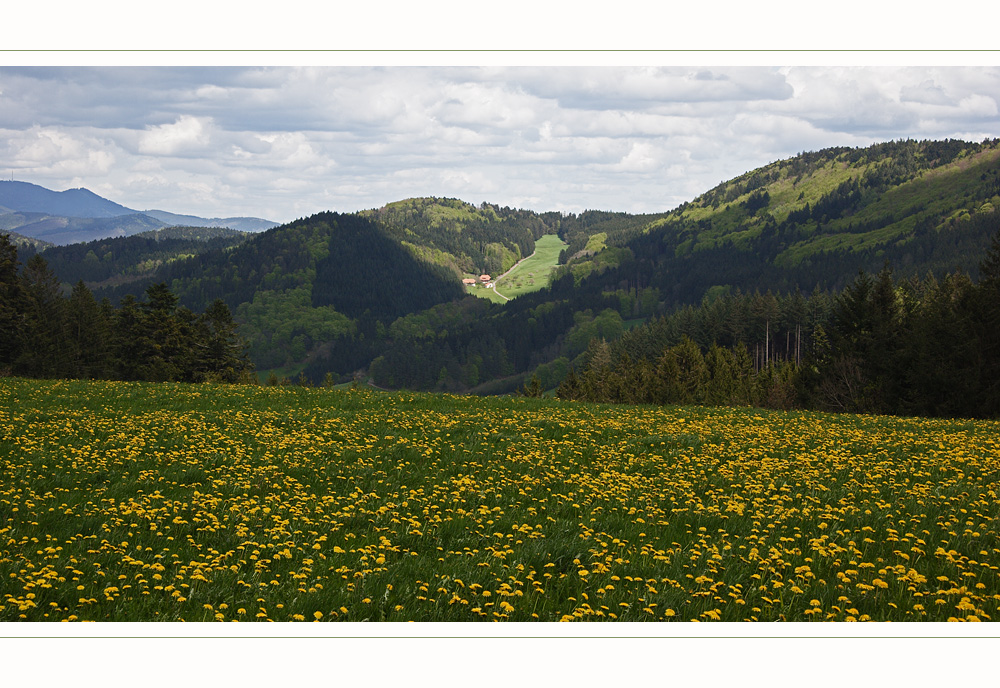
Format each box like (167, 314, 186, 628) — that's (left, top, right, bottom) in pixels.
(1, 65, 998, 221)
(137, 115, 212, 156)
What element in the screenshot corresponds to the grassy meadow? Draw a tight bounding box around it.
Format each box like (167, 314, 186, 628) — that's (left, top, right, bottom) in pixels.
(492, 234, 568, 300)
(2, 377, 999, 623)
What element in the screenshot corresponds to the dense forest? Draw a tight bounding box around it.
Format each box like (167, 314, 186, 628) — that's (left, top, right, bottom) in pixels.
(92, 212, 465, 370)
(557, 231, 1000, 419)
(0, 234, 253, 383)
(20, 227, 251, 287)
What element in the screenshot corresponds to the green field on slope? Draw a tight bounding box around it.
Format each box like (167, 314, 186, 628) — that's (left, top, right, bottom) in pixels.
(493, 234, 568, 300)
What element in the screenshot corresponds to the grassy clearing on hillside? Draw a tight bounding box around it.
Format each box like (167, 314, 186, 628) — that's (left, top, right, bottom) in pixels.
(2, 377, 999, 623)
(465, 283, 508, 304)
(493, 234, 568, 300)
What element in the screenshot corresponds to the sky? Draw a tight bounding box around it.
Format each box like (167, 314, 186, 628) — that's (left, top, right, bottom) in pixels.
(2, 7, 999, 225)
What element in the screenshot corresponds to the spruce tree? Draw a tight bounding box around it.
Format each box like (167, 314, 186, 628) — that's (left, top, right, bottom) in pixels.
(17, 254, 68, 378)
(66, 280, 111, 379)
(0, 234, 28, 371)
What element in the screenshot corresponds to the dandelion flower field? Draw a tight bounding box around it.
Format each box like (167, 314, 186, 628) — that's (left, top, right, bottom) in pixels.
(2, 377, 999, 623)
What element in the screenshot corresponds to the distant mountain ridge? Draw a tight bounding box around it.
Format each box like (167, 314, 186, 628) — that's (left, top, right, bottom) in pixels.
(142, 209, 279, 233)
(0, 180, 134, 218)
(0, 180, 278, 244)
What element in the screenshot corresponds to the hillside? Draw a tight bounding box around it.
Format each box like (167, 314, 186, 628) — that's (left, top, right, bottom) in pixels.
(22, 138, 1000, 393)
(89, 199, 580, 376)
(93, 211, 465, 372)
(362, 197, 560, 276)
(558, 138, 1000, 296)
(364, 139, 1000, 394)
(26, 227, 252, 289)
(0, 209, 167, 245)
(0, 228, 52, 250)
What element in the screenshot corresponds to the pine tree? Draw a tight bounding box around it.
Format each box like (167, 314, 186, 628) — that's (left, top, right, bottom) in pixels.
(137, 283, 186, 382)
(556, 367, 582, 401)
(17, 254, 68, 378)
(200, 299, 252, 382)
(978, 227, 1000, 416)
(66, 280, 111, 379)
(0, 234, 28, 371)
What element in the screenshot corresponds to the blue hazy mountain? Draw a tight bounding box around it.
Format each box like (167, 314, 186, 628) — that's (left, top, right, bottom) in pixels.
(0, 180, 278, 244)
(0, 180, 135, 218)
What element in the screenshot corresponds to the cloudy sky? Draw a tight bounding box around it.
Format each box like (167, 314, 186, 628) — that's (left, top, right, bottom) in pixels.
(2, 61, 998, 223)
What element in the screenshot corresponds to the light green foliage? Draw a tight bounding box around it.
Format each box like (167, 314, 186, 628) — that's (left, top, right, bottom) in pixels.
(565, 308, 625, 359)
(485, 242, 519, 274)
(584, 232, 607, 253)
(236, 286, 354, 368)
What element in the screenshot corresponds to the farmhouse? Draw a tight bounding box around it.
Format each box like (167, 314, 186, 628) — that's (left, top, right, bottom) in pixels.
(479, 274, 491, 283)
(462, 278, 476, 285)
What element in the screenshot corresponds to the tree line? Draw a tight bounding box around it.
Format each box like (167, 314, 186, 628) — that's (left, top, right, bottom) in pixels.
(1, 233, 254, 383)
(558, 228, 1000, 419)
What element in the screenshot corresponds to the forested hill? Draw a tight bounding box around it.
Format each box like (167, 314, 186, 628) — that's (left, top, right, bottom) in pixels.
(362, 197, 561, 277)
(22, 227, 252, 289)
(94, 211, 465, 371)
(572, 139, 999, 293)
(16, 138, 1000, 398)
(362, 139, 1000, 396)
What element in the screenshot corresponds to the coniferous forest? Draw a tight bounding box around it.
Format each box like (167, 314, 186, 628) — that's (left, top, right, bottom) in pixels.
(557, 232, 1000, 419)
(0, 234, 254, 383)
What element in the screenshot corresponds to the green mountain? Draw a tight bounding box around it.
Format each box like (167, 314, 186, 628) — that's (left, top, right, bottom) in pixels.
(363, 139, 1000, 393)
(27, 227, 252, 290)
(558, 138, 1000, 292)
(92, 211, 466, 373)
(29, 138, 1000, 393)
(360, 197, 560, 276)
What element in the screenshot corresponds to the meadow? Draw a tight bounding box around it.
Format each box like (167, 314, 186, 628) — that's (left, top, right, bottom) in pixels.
(1, 377, 998, 622)
(492, 234, 568, 300)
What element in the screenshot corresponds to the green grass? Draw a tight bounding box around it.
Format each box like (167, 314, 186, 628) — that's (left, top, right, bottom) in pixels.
(3, 376, 999, 623)
(465, 283, 508, 303)
(493, 234, 568, 300)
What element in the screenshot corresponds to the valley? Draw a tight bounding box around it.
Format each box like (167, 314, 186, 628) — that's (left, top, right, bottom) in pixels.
(3, 138, 1000, 414)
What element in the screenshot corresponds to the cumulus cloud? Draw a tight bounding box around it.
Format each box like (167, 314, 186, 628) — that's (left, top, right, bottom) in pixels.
(137, 115, 213, 156)
(1, 65, 998, 221)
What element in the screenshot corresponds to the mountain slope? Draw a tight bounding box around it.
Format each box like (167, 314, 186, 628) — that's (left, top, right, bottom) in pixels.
(2, 211, 166, 245)
(0, 180, 134, 217)
(0, 181, 278, 244)
(94, 211, 465, 372)
(363, 197, 560, 277)
(558, 138, 1000, 298)
(363, 139, 1000, 393)
(27, 227, 252, 288)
